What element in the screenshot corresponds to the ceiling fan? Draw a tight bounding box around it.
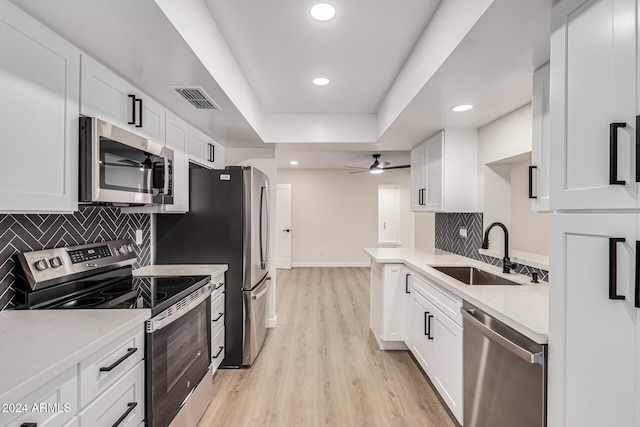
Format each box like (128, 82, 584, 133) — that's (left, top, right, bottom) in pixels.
(345, 154, 410, 174)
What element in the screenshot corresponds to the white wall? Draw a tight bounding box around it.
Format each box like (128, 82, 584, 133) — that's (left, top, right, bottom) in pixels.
(510, 159, 548, 255)
(414, 212, 436, 249)
(477, 103, 549, 257)
(276, 169, 414, 266)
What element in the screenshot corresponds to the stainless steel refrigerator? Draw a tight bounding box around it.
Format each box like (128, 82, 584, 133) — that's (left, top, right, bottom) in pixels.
(155, 166, 271, 367)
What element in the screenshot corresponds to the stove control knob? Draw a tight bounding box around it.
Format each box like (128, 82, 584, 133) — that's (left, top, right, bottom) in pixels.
(117, 246, 127, 255)
(49, 256, 63, 268)
(34, 259, 49, 271)
(126, 244, 134, 253)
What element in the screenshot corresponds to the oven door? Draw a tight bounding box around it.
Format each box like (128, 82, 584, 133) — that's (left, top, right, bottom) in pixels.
(80, 116, 174, 205)
(146, 295, 211, 427)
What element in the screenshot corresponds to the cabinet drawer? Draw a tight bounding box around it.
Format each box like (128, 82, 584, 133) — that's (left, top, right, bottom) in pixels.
(211, 276, 225, 300)
(79, 327, 144, 408)
(0, 366, 77, 427)
(211, 327, 225, 373)
(78, 361, 144, 427)
(413, 273, 462, 326)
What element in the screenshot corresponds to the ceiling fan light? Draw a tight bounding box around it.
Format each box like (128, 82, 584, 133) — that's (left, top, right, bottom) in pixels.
(369, 168, 384, 174)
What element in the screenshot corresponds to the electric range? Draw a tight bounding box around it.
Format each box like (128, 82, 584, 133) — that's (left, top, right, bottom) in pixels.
(14, 239, 214, 427)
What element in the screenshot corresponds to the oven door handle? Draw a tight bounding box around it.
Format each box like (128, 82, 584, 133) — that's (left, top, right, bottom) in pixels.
(146, 284, 212, 333)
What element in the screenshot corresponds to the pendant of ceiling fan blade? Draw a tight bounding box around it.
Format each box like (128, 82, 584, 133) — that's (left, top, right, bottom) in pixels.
(382, 164, 411, 170)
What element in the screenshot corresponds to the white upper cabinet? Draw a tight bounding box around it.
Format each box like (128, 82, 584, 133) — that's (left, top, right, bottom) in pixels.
(188, 126, 224, 169)
(550, 0, 638, 210)
(410, 130, 477, 212)
(531, 63, 551, 212)
(80, 55, 165, 143)
(411, 142, 427, 211)
(0, 0, 80, 213)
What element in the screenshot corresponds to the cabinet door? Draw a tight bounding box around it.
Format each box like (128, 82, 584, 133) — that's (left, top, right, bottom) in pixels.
(404, 271, 413, 346)
(212, 142, 225, 169)
(430, 304, 463, 424)
(531, 63, 551, 212)
(137, 94, 165, 142)
(381, 264, 406, 341)
(548, 213, 638, 427)
(80, 55, 134, 129)
(412, 291, 436, 376)
(411, 142, 427, 211)
(188, 127, 214, 169)
(378, 187, 400, 245)
(424, 131, 444, 211)
(550, 0, 638, 210)
(0, 1, 79, 213)
(164, 111, 189, 212)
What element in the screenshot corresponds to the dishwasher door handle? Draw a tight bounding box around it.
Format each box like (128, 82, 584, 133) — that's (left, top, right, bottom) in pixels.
(461, 307, 544, 366)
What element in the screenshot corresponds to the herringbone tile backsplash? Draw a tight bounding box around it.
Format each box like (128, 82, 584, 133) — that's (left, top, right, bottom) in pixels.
(435, 212, 549, 282)
(0, 207, 151, 311)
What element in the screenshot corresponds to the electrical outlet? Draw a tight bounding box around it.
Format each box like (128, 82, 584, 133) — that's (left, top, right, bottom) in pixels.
(459, 227, 468, 239)
(135, 229, 143, 245)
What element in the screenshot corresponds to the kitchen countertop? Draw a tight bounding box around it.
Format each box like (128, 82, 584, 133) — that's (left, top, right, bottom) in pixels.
(133, 264, 227, 278)
(363, 247, 549, 344)
(0, 309, 150, 404)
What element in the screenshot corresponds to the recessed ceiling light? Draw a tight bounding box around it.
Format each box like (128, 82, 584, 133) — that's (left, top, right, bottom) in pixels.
(310, 3, 335, 21)
(312, 76, 330, 86)
(290, 161, 298, 165)
(451, 104, 474, 112)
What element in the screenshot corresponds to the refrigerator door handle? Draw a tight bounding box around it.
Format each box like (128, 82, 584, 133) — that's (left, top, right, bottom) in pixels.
(259, 185, 266, 269)
(264, 180, 270, 270)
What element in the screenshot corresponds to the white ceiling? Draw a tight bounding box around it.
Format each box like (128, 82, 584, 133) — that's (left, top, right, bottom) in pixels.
(8, 0, 553, 169)
(204, 0, 441, 114)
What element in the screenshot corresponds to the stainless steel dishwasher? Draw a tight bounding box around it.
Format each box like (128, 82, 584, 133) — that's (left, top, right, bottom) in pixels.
(461, 303, 547, 427)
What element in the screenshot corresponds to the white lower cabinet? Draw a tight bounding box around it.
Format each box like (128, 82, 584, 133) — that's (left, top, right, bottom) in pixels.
(369, 263, 410, 350)
(211, 275, 226, 375)
(0, 366, 77, 427)
(0, 326, 145, 427)
(410, 272, 463, 424)
(549, 213, 640, 427)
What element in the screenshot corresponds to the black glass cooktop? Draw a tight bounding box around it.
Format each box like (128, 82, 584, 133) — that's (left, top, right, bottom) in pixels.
(19, 269, 210, 316)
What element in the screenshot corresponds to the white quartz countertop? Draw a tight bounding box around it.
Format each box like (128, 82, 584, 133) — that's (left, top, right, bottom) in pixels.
(133, 264, 227, 278)
(0, 309, 150, 404)
(363, 247, 549, 344)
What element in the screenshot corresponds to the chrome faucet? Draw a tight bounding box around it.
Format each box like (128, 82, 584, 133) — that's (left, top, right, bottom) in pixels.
(481, 222, 517, 274)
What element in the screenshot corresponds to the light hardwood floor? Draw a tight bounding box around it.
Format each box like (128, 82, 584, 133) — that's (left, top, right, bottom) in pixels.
(199, 267, 458, 427)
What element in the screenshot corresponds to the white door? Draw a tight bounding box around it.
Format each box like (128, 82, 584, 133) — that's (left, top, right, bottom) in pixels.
(548, 213, 638, 427)
(275, 184, 292, 269)
(550, 0, 638, 210)
(378, 186, 400, 245)
(412, 291, 436, 376)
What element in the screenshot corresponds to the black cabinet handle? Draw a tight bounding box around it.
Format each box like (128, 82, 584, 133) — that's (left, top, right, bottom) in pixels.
(214, 282, 224, 290)
(212, 346, 224, 359)
(99, 347, 137, 372)
(636, 115, 640, 183)
(635, 241, 640, 308)
(528, 166, 537, 199)
(609, 238, 626, 300)
(427, 314, 434, 340)
(418, 188, 426, 206)
(21, 423, 37, 427)
(112, 402, 137, 427)
(405, 273, 410, 294)
(424, 311, 429, 336)
(610, 122, 627, 185)
(208, 143, 215, 163)
(135, 98, 143, 128)
(213, 312, 223, 322)
(128, 94, 136, 125)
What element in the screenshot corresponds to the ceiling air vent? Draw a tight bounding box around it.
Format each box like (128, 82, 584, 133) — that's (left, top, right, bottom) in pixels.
(170, 86, 221, 111)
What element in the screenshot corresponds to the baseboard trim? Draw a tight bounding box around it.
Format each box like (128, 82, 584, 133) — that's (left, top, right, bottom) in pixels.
(266, 315, 277, 328)
(290, 261, 371, 268)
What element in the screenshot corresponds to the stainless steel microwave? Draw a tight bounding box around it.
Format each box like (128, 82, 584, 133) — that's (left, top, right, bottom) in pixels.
(79, 117, 174, 206)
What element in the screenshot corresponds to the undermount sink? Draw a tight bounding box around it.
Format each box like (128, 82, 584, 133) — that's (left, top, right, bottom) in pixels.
(432, 266, 521, 286)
